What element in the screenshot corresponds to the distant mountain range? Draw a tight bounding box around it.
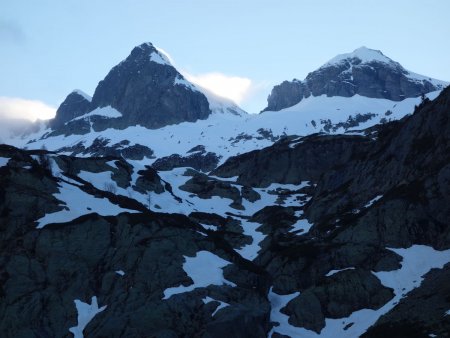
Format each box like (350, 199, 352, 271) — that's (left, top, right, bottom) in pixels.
(262, 46, 446, 112)
(1, 43, 449, 338)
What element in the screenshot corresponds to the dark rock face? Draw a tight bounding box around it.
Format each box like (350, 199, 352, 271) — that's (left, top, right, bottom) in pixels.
(217, 88, 450, 250)
(180, 171, 244, 210)
(262, 48, 446, 112)
(263, 80, 311, 112)
(90, 43, 211, 129)
(363, 264, 450, 338)
(213, 88, 450, 333)
(0, 211, 271, 337)
(212, 134, 372, 187)
(47, 43, 212, 135)
(0, 147, 271, 338)
(134, 166, 166, 195)
(151, 151, 221, 172)
(2, 80, 450, 336)
(57, 137, 154, 160)
(283, 269, 394, 332)
(49, 91, 91, 129)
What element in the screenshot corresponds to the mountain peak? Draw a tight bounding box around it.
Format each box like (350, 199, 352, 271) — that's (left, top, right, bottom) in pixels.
(129, 42, 173, 67)
(322, 46, 394, 68)
(263, 47, 447, 112)
(71, 89, 92, 102)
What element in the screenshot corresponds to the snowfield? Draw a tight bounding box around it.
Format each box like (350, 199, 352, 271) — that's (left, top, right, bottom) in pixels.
(16, 91, 441, 169)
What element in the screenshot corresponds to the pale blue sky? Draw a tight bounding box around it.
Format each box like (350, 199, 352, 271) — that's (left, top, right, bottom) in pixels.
(1, 0, 449, 118)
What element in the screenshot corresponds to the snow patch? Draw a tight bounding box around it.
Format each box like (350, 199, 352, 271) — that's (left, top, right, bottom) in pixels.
(364, 195, 383, 208)
(163, 251, 235, 299)
(69, 296, 106, 338)
(174, 75, 198, 92)
(203, 296, 230, 316)
(71, 106, 122, 122)
(150, 51, 171, 66)
(36, 181, 136, 228)
(325, 267, 356, 277)
(322, 47, 393, 68)
(78, 170, 116, 192)
(289, 218, 313, 234)
(0, 157, 10, 167)
(268, 288, 301, 337)
(72, 89, 92, 102)
(201, 223, 218, 231)
(269, 245, 450, 337)
(236, 220, 265, 261)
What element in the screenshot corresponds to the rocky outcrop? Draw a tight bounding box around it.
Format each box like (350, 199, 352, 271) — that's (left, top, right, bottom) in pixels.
(133, 166, 166, 195)
(152, 151, 220, 172)
(262, 47, 447, 112)
(57, 137, 155, 160)
(283, 269, 394, 332)
(180, 170, 244, 209)
(49, 91, 91, 129)
(263, 80, 311, 112)
(363, 264, 450, 337)
(212, 134, 372, 187)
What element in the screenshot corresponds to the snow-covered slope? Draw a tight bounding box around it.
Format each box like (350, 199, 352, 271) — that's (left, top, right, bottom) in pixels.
(18, 90, 440, 167)
(8, 44, 447, 167)
(263, 46, 448, 112)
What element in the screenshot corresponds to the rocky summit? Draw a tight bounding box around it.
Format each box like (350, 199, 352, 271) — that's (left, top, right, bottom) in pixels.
(1, 43, 450, 338)
(262, 47, 447, 112)
(47, 42, 211, 136)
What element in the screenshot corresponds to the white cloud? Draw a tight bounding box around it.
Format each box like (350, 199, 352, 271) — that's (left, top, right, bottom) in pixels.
(151, 48, 257, 106)
(184, 72, 252, 104)
(0, 97, 56, 122)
